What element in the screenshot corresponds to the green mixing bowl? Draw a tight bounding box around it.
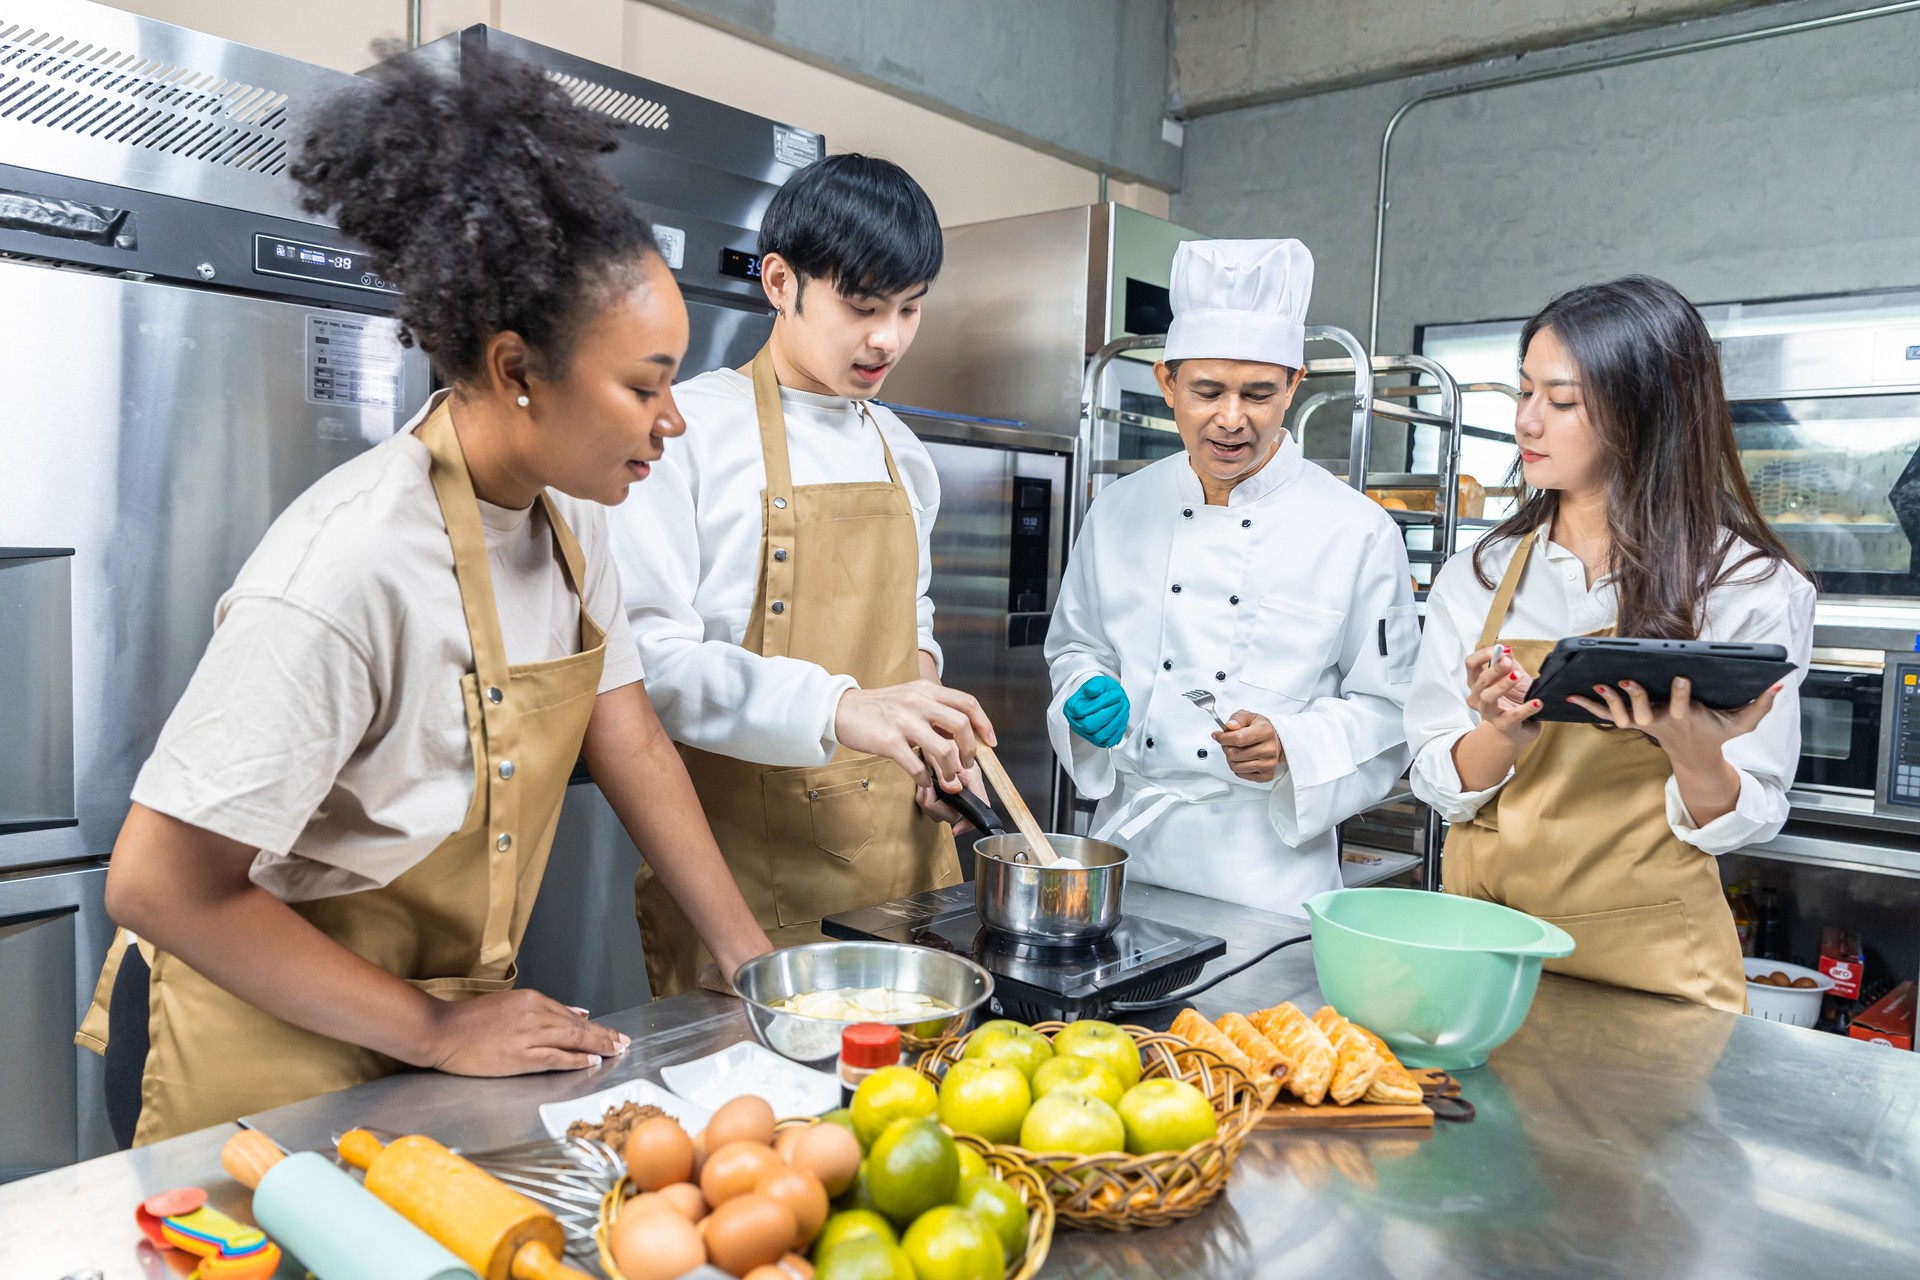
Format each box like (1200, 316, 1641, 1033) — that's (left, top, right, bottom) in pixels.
(1304, 888, 1575, 1070)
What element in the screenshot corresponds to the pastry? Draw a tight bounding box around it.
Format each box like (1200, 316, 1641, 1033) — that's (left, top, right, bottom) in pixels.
(1214, 1011, 1287, 1080)
(1247, 1003, 1335, 1105)
(1320, 1008, 1425, 1106)
(1172, 1007, 1256, 1075)
(1309, 1005, 1388, 1105)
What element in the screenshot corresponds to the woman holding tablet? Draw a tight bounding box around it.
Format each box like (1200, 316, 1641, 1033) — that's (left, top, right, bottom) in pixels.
(1404, 276, 1814, 1010)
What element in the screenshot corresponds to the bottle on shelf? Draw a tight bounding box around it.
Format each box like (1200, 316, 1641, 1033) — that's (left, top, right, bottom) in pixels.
(1756, 887, 1786, 960)
(1727, 880, 1756, 957)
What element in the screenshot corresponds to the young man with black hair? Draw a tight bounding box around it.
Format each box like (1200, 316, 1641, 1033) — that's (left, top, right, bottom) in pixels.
(610, 154, 994, 996)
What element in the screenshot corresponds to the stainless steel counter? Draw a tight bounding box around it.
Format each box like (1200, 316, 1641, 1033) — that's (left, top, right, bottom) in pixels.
(5, 882, 1918, 1279)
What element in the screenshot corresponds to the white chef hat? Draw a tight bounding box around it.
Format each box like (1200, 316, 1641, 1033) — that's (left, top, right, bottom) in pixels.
(1164, 238, 1314, 369)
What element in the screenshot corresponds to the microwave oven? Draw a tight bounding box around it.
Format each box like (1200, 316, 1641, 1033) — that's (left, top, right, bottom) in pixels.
(1793, 651, 1920, 830)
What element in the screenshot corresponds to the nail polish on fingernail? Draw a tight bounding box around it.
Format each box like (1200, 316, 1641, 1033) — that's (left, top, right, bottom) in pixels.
(587, 1054, 602, 1067)
(568, 1006, 590, 1016)
(1531, 700, 1542, 709)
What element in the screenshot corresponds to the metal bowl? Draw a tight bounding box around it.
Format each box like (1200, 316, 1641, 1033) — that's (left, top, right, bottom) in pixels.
(974, 833, 1128, 946)
(731, 942, 995, 1070)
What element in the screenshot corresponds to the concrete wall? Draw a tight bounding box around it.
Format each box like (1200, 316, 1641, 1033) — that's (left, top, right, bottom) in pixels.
(95, 0, 1125, 226)
(1172, 0, 1791, 111)
(650, 0, 1182, 189)
(1173, 0, 1920, 357)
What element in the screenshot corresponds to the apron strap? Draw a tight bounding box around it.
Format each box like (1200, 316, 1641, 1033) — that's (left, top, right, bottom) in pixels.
(1476, 530, 1539, 650)
(536, 491, 603, 649)
(420, 403, 514, 695)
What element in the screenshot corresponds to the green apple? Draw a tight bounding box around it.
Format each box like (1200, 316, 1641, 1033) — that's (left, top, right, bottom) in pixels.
(1017, 1090, 1126, 1155)
(1116, 1079, 1217, 1155)
(1051, 1019, 1142, 1091)
(1030, 1054, 1126, 1110)
(937, 1059, 1032, 1145)
(960, 1020, 1054, 1082)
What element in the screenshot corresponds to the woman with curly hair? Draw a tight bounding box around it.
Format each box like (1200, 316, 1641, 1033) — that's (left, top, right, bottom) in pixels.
(79, 47, 773, 1146)
(1404, 276, 1814, 1011)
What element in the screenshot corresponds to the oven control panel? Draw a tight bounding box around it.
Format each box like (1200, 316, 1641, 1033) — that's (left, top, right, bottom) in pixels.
(1877, 653, 1920, 812)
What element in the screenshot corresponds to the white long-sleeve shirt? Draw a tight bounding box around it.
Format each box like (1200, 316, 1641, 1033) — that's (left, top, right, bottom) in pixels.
(607, 368, 942, 767)
(1044, 435, 1418, 913)
(1405, 525, 1816, 854)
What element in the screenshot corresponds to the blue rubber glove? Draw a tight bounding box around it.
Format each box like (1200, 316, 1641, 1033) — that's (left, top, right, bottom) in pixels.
(1065, 675, 1130, 748)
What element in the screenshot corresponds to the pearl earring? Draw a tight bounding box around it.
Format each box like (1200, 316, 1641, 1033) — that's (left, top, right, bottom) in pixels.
(516, 394, 530, 407)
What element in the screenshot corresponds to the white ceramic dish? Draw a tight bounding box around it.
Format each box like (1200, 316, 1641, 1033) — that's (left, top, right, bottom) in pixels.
(537, 1077, 711, 1142)
(1743, 957, 1835, 1028)
(660, 1041, 843, 1119)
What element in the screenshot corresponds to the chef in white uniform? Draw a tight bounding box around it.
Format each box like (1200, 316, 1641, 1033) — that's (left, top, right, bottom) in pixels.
(1045, 238, 1419, 914)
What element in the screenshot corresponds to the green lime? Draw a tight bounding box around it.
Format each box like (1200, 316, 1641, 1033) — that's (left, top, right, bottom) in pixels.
(834, 1159, 882, 1215)
(901, 1205, 1005, 1280)
(955, 1143, 990, 1184)
(815, 1235, 916, 1280)
(867, 1117, 959, 1226)
(821, 1107, 856, 1131)
(814, 1208, 899, 1256)
(954, 1173, 1028, 1261)
(851, 1065, 939, 1148)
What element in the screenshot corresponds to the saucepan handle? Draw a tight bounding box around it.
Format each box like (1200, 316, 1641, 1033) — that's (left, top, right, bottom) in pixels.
(942, 779, 1010, 837)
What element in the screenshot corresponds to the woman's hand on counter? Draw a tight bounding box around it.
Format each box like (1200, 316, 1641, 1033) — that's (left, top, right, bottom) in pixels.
(834, 680, 996, 791)
(424, 989, 628, 1075)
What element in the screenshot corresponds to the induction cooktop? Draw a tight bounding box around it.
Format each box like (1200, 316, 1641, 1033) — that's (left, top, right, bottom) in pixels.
(822, 884, 1228, 1023)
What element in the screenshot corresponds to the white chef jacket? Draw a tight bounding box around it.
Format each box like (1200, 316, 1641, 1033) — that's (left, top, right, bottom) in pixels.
(608, 368, 943, 767)
(1405, 523, 1816, 853)
(1046, 434, 1419, 914)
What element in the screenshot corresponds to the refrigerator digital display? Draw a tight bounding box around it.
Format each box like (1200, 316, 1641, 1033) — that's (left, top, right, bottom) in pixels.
(719, 248, 764, 281)
(253, 234, 398, 294)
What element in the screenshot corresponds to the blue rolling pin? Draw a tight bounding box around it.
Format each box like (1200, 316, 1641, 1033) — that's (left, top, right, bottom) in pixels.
(221, 1129, 478, 1280)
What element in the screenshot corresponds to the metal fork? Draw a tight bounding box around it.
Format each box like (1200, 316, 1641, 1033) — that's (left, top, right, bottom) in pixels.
(1182, 688, 1229, 730)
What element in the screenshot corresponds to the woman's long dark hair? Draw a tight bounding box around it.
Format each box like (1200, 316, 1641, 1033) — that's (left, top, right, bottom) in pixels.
(1472, 275, 1800, 638)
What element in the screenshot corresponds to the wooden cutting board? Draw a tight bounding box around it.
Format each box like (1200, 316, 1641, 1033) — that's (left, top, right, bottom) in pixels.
(1257, 1069, 1459, 1130)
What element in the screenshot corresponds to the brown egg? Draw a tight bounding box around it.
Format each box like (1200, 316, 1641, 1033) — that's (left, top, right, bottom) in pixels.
(691, 1128, 709, 1181)
(706, 1095, 778, 1151)
(610, 1203, 706, 1280)
(776, 1255, 815, 1280)
(788, 1123, 861, 1198)
(656, 1181, 709, 1222)
(701, 1140, 783, 1207)
(773, 1125, 807, 1164)
(754, 1166, 828, 1249)
(702, 1193, 796, 1277)
(624, 1116, 696, 1192)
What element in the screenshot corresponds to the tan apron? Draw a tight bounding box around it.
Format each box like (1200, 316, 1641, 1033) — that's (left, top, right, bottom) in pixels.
(1442, 531, 1746, 1012)
(77, 401, 607, 1143)
(635, 347, 961, 997)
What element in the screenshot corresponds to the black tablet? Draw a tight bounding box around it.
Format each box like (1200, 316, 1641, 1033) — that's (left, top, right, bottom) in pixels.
(1525, 636, 1796, 724)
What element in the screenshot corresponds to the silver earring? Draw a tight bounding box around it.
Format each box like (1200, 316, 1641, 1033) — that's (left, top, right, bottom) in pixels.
(516, 394, 530, 407)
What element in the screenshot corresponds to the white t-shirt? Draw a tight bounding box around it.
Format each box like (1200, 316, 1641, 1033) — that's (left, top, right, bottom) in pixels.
(607, 368, 942, 768)
(132, 392, 644, 902)
(1404, 523, 1815, 855)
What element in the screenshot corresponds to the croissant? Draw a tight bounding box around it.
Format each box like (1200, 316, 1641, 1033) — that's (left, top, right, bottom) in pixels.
(1315, 1005, 1422, 1106)
(1172, 1008, 1254, 1075)
(1307, 1005, 1383, 1105)
(1214, 1012, 1286, 1080)
(1248, 1003, 1334, 1105)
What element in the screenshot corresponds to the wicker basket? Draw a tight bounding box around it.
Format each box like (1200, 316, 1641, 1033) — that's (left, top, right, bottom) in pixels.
(595, 1119, 1054, 1280)
(913, 1022, 1278, 1231)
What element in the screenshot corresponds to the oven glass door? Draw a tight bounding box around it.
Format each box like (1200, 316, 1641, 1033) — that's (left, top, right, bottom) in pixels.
(1795, 666, 1882, 793)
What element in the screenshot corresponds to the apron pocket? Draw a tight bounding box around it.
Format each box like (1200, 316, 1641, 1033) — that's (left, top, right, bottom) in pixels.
(809, 777, 875, 862)
(1539, 899, 1705, 1001)
(1239, 594, 1345, 700)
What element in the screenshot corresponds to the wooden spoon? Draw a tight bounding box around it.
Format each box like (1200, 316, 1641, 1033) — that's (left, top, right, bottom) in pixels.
(974, 743, 1062, 866)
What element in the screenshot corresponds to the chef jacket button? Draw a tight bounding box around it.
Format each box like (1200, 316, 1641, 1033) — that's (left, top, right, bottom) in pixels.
(1197, 748, 1209, 759)
(486, 686, 504, 705)
(498, 760, 515, 780)
(496, 833, 512, 852)
(1171, 584, 1182, 594)
(1183, 508, 1194, 518)
(771, 601, 786, 614)
(1162, 659, 1173, 670)
(1230, 595, 1240, 605)
(773, 496, 788, 509)
(1241, 519, 1252, 528)
(1146, 737, 1155, 748)
(1215, 671, 1226, 682)
(774, 548, 788, 562)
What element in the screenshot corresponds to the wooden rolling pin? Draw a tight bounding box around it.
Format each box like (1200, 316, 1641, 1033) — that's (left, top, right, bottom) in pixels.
(338, 1129, 593, 1280)
(221, 1130, 477, 1280)
(975, 742, 1061, 866)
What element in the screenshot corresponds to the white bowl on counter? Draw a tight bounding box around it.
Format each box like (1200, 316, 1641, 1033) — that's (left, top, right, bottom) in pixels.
(1743, 958, 1834, 1028)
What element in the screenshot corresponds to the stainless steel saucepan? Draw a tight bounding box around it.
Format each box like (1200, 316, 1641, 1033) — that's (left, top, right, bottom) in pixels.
(946, 785, 1127, 946)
